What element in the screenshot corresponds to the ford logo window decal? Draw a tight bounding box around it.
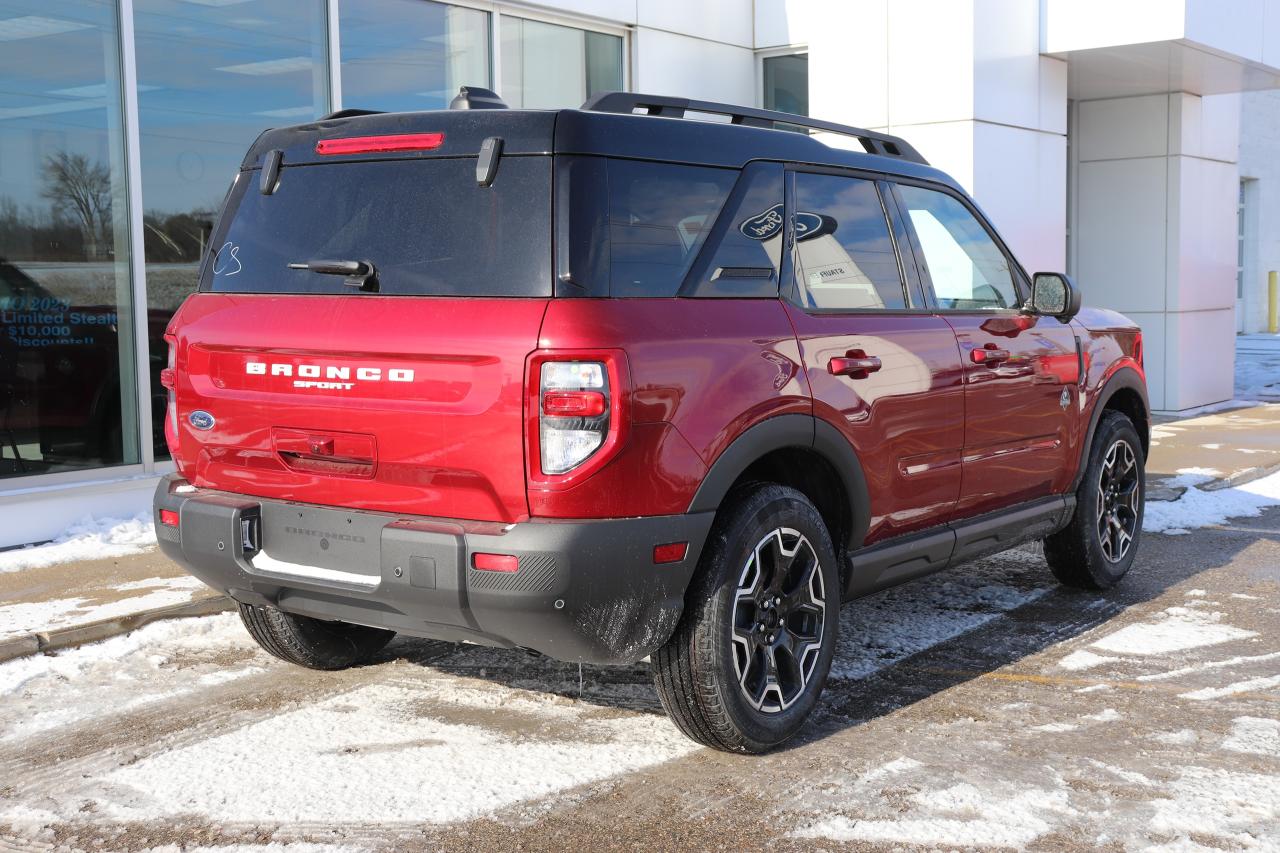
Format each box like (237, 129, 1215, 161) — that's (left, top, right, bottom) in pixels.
(188, 410, 216, 431)
(738, 204, 836, 243)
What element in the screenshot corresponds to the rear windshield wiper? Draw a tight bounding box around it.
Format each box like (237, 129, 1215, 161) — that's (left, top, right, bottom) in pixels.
(287, 259, 378, 292)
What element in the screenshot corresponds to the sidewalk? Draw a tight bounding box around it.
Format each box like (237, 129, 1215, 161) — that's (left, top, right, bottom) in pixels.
(1, 402, 1277, 664)
(0, 546, 230, 662)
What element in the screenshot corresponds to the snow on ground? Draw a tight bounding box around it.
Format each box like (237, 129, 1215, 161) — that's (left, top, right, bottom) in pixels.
(0, 512, 156, 573)
(1235, 334, 1280, 401)
(0, 612, 263, 742)
(1222, 717, 1280, 756)
(831, 547, 1047, 680)
(1144, 468, 1280, 534)
(0, 574, 208, 642)
(1088, 606, 1257, 656)
(102, 682, 696, 825)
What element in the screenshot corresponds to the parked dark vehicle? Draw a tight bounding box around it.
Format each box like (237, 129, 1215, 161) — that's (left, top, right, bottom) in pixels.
(154, 89, 1148, 753)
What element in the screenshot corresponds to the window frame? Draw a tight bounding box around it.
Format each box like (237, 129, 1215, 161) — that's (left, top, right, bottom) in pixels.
(887, 177, 1031, 315)
(781, 165, 927, 317)
(755, 45, 807, 112)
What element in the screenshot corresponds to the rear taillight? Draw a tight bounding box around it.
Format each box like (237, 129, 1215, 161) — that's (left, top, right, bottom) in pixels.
(163, 335, 178, 452)
(539, 361, 609, 475)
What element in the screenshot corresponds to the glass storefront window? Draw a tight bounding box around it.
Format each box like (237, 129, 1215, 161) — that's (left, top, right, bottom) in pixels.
(0, 2, 137, 478)
(762, 52, 808, 116)
(134, 0, 329, 458)
(500, 17, 623, 109)
(340, 0, 490, 112)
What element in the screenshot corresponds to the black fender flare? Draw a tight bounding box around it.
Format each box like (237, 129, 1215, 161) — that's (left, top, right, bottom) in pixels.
(1071, 366, 1150, 492)
(686, 413, 872, 550)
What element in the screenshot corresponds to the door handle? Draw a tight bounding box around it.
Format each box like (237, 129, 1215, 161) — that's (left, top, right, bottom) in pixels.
(970, 344, 1011, 366)
(828, 350, 882, 379)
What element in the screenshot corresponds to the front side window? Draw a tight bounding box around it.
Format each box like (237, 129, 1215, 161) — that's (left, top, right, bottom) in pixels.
(793, 173, 906, 311)
(897, 184, 1018, 310)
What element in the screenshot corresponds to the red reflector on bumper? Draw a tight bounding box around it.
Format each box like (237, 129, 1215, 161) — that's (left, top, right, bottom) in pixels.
(653, 542, 688, 564)
(159, 509, 179, 527)
(159, 367, 175, 390)
(315, 132, 445, 155)
(472, 552, 518, 572)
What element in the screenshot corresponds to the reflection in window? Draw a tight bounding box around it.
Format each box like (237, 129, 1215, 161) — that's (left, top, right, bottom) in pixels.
(0, 1, 137, 477)
(689, 163, 784, 297)
(134, 0, 329, 457)
(501, 17, 623, 109)
(794, 174, 906, 311)
(897, 185, 1017, 310)
(763, 53, 808, 116)
(340, 0, 489, 112)
(605, 160, 735, 297)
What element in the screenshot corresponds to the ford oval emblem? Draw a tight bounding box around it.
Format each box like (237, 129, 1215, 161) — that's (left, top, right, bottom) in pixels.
(188, 410, 216, 431)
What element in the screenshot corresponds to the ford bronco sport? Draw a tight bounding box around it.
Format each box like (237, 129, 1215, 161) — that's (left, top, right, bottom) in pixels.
(155, 88, 1149, 753)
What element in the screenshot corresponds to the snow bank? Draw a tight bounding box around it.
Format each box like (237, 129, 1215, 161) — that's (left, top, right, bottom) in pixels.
(1145, 468, 1280, 535)
(0, 512, 156, 573)
(0, 575, 208, 643)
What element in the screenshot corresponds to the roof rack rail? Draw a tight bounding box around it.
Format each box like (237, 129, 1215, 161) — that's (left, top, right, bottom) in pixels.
(580, 92, 928, 165)
(321, 108, 384, 120)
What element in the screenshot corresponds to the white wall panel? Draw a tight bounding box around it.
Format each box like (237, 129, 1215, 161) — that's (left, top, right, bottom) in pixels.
(638, 0, 752, 47)
(1077, 95, 1169, 161)
(632, 27, 755, 104)
(808, 0, 888, 128)
(973, 122, 1067, 275)
(1172, 156, 1240, 313)
(1164, 308, 1236, 409)
(753, 0, 814, 48)
(1076, 157, 1169, 315)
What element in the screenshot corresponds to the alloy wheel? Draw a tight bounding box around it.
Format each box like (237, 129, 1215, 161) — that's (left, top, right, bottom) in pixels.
(1096, 438, 1140, 562)
(730, 528, 827, 713)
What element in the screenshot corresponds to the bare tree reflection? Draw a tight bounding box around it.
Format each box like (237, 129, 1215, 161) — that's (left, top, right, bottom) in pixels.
(41, 151, 112, 260)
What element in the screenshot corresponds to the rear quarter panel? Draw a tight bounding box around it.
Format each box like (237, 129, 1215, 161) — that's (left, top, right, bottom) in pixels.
(533, 299, 809, 517)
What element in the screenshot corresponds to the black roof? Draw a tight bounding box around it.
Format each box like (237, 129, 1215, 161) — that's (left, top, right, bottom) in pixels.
(240, 99, 958, 191)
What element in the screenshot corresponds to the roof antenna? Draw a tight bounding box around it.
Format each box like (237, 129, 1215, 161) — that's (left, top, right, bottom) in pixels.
(450, 86, 508, 110)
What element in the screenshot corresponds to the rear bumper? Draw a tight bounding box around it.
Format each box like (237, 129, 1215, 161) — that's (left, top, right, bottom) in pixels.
(153, 475, 713, 665)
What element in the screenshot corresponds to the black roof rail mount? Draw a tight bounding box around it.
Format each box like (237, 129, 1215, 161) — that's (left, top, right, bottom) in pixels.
(321, 108, 385, 120)
(580, 92, 928, 165)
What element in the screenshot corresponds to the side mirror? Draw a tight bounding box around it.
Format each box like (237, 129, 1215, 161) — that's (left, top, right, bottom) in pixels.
(1028, 272, 1082, 321)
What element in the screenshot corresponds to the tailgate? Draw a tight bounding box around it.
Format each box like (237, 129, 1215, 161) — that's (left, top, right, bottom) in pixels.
(170, 293, 547, 523)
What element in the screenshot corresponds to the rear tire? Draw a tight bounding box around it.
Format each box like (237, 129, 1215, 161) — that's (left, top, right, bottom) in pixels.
(653, 484, 840, 753)
(239, 604, 395, 670)
(1044, 410, 1145, 590)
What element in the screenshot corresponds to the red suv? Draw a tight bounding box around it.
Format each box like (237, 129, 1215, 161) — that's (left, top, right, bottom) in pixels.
(155, 89, 1149, 753)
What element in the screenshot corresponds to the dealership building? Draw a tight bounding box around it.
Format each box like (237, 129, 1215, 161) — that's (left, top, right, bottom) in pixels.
(2, 0, 1280, 548)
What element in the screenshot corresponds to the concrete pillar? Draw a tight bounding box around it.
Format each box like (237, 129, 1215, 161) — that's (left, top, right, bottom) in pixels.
(1072, 93, 1240, 411)
(808, 0, 1068, 275)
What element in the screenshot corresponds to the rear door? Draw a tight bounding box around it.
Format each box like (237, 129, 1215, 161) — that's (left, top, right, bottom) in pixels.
(783, 169, 965, 546)
(168, 145, 553, 524)
(891, 182, 1079, 518)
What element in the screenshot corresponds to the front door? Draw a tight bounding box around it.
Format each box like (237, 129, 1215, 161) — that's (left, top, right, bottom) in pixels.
(891, 182, 1079, 519)
(784, 170, 965, 546)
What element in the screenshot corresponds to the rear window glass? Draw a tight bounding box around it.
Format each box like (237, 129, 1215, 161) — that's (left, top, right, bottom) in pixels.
(201, 156, 551, 297)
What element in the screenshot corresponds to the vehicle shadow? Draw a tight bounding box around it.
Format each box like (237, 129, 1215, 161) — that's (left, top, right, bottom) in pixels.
(374, 505, 1279, 750)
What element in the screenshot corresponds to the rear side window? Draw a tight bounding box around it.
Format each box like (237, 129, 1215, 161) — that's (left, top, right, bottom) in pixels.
(201, 157, 551, 297)
(682, 162, 785, 298)
(606, 160, 736, 297)
(557, 158, 736, 297)
(793, 173, 907, 311)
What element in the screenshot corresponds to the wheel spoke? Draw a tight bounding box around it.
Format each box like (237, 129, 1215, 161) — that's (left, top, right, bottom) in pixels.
(730, 527, 827, 714)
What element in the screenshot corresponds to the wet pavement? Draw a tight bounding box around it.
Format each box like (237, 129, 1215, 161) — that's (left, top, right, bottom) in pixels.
(1, 507, 1277, 851)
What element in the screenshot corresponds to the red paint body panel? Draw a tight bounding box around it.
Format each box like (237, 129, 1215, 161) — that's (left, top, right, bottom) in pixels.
(784, 306, 966, 544)
(167, 293, 547, 523)
(944, 313, 1082, 517)
(531, 299, 809, 517)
